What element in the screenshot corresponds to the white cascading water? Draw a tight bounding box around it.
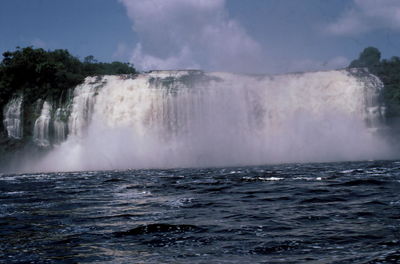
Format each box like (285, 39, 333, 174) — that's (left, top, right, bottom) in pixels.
(68, 77, 102, 137)
(3, 95, 23, 139)
(33, 101, 52, 147)
(53, 108, 68, 144)
(35, 69, 391, 172)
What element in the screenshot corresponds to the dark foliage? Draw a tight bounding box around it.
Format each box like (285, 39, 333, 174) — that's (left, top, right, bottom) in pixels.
(349, 47, 400, 121)
(0, 46, 136, 138)
(0, 46, 136, 106)
(376, 56, 400, 120)
(349, 47, 381, 70)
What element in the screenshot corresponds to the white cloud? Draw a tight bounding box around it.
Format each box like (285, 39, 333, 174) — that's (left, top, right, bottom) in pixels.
(327, 0, 400, 35)
(118, 0, 264, 72)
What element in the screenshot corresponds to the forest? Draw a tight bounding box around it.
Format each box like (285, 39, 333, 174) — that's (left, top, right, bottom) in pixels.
(0, 46, 136, 109)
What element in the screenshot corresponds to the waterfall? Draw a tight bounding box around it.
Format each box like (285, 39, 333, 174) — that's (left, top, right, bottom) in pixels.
(3, 95, 23, 139)
(53, 108, 68, 144)
(35, 68, 391, 172)
(68, 77, 103, 137)
(349, 68, 386, 129)
(33, 101, 52, 147)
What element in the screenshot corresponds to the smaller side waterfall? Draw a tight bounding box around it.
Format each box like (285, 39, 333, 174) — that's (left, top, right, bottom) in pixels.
(348, 68, 386, 129)
(33, 101, 52, 147)
(3, 95, 23, 139)
(53, 108, 68, 144)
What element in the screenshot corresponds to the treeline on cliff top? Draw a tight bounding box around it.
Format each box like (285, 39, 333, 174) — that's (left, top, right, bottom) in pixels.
(349, 46, 400, 122)
(0, 46, 136, 108)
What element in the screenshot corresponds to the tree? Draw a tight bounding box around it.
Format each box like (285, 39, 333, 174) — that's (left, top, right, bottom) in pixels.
(84, 55, 97, 64)
(349, 47, 381, 70)
(0, 47, 137, 105)
(0, 47, 85, 104)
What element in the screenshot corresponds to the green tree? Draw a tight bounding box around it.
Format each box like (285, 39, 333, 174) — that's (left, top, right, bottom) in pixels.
(0, 47, 137, 105)
(84, 55, 97, 64)
(349, 47, 381, 71)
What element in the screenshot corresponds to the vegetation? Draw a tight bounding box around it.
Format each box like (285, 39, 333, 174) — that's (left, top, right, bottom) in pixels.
(0, 46, 136, 107)
(349, 47, 381, 70)
(349, 47, 400, 122)
(0, 46, 136, 140)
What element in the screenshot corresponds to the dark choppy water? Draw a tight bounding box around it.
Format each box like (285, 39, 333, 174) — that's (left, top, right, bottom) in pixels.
(1, 160, 400, 264)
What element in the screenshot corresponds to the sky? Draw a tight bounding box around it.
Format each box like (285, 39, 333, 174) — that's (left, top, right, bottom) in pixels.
(1, 0, 400, 74)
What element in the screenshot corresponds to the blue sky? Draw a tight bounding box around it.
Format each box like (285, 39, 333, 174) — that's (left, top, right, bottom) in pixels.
(1, 0, 400, 74)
